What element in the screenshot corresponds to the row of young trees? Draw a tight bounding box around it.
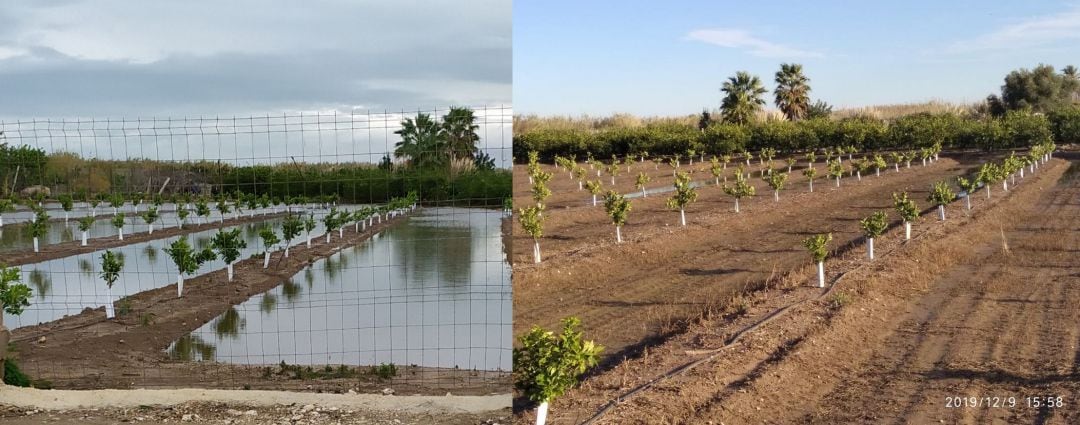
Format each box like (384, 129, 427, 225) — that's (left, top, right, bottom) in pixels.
(808, 141, 1055, 288)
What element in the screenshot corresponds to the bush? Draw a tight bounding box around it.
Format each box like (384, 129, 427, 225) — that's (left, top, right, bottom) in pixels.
(1048, 106, 1080, 144)
(373, 363, 397, 380)
(513, 317, 603, 404)
(3, 358, 31, 387)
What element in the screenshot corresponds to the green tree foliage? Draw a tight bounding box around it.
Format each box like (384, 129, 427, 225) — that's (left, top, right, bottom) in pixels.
(210, 229, 247, 265)
(666, 171, 698, 225)
(721, 71, 768, 124)
(602, 190, 631, 243)
(860, 211, 888, 238)
(774, 63, 811, 121)
(803, 233, 832, 263)
(0, 265, 31, 315)
(892, 192, 919, 223)
(100, 250, 123, 289)
(998, 64, 1079, 112)
(513, 317, 603, 404)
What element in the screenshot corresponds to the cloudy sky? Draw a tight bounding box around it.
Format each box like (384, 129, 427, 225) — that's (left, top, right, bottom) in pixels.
(0, 0, 511, 119)
(515, 0, 1080, 116)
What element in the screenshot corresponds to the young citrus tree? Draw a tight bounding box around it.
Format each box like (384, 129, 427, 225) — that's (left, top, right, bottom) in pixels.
(928, 180, 955, 221)
(667, 157, 679, 177)
(667, 171, 698, 226)
(177, 206, 190, 229)
(860, 211, 888, 260)
(532, 170, 552, 210)
(827, 159, 844, 187)
(852, 157, 871, 181)
(77, 216, 95, 246)
(195, 198, 211, 224)
(215, 197, 232, 223)
(893, 192, 919, 240)
(955, 176, 978, 210)
(686, 149, 696, 165)
(210, 228, 246, 282)
(606, 162, 620, 185)
(903, 150, 916, 168)
(603, 190, 631, 243)
(281, 214, 303, 258)
(303, 213, 318, 247)
(872, 154, 886, 177)
(258, 226, 280, 268)
(109, 193, 124, 216)
(572, 166, 586, 190)
(721, 154, 731, 170)
(803, 233, 832, 288)
(164, 237, 216, 297)
(763, 171, 788, 202)
(723, 172, 755, 213)
(710, 157, 723, 185)
(88, 196, 102, 217)
(977, 162, 1000, 199)
(635, 172, 651, 198)
(322, 209, 339, 243)
(513, 317, 602, 425)
(785, 157, 797, 173)
(58, 194, 74, 223)
(889, 152, 902, 172)
(112, 213, 126, 240)
(803, 166, 818, 192)
(1, 266, 32, 377)
(805, 151, 817, 167)
(0, 198, 13, 228)
(518, 206, 545, 263)
(141, 206, 159, 235)
(29, 208, 48, 253)
(585, 180, 603, 206)
(100, 250, 123, 319)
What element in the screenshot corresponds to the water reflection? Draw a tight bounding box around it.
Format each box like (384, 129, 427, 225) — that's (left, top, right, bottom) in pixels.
(169, 334, 217, 361)
(168, 207, 511, 371)
(213, 307, 246, 339)
(29, 270, 51, 300)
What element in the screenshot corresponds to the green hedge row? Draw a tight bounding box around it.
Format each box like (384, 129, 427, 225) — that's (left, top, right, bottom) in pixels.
(514, 108, 1080, 162)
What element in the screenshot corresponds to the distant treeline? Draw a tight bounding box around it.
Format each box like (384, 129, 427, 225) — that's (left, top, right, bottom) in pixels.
(514, 107, 1080, 162)
(0, 148, 509, 206)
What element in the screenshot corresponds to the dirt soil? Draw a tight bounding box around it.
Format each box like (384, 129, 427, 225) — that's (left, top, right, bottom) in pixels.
(0, 386, 509, 424)
(0, 402, 509, 425)
(2, 212, 290, 267)
(7, 210, 508, 396)
(514, 154, 1077, 423)
(513, 154, 993, 369)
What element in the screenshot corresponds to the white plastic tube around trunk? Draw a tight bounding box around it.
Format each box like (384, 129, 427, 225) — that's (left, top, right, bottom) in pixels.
(835, 177, 840, 187)
(177, 275, 184, 298)
(536, 401, 549, 425)
(616, 225, 622, 243)
(734, 198, 740, 213)
(339, 227, 344, 238)
(809, 180, 813, 192)
(642, 187, 647, 197)
(105, 288, 115, 319)
(284, 245, 290, 258)
(680, 209, 686, 226)
(533, 241, 541, 263)
(263, 251, 271, 268)
(856, 171, 861, 180)
(227, 263, 234, 281)
(904, 222, 911, 240)
(965, 195, 971, 210)
(64, 212, 69, 223)
(326, 232, 332, 243)
(867, 238, 874, 260)
(118, 228, 124, 241)
(774, 190, 779, 202)
(0, 215, 4, 227)
(148, 223, 154, 234)
(817, 261, 825, 288)
(81, 231, 88, 246)
(306, 235, 312, 247)
(1003, 180, 1008, 192)
(939, 205, 945, 221)
(33, 237, 39, 253)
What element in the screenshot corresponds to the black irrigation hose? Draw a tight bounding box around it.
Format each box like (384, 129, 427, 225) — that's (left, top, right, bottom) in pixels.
(578, 159, 1049, 425)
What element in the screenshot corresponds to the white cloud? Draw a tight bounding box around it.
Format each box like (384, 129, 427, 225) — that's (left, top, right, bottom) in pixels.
(684, 28, 823, 59)
(948, 6, 1080, 52)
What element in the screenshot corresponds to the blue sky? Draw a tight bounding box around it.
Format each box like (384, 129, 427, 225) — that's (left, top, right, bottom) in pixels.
(513, 1, 1080, 116)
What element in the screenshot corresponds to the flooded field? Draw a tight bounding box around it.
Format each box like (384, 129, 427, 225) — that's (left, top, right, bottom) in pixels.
(168, 207, 511, 372)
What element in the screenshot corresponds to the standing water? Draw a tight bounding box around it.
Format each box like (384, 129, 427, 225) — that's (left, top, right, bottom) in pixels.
(167, 207, 511, 372)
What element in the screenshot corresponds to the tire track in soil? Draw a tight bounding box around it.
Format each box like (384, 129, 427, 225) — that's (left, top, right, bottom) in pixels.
(795, 161, 1080, 424)
(514, 157, 978, 370)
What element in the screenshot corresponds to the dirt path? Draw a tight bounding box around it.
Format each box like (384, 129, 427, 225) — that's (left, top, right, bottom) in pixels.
(7, 210, 507, 396)
(2, 212, 290, 267)
(513, 154, 988, 370)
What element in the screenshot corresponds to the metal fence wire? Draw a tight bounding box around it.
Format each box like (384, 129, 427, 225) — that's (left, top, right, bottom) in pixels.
(0, 106, 512, 395)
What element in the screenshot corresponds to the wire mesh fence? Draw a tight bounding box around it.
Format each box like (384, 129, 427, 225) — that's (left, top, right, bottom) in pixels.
(0, 106, 512, 394)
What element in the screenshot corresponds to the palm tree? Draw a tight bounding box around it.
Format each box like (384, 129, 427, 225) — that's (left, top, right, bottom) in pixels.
(720, 71, 767, 124)
(393, 113, 446, 168)
(774, 63, 811, 121)
(440, 107, 480, 161)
